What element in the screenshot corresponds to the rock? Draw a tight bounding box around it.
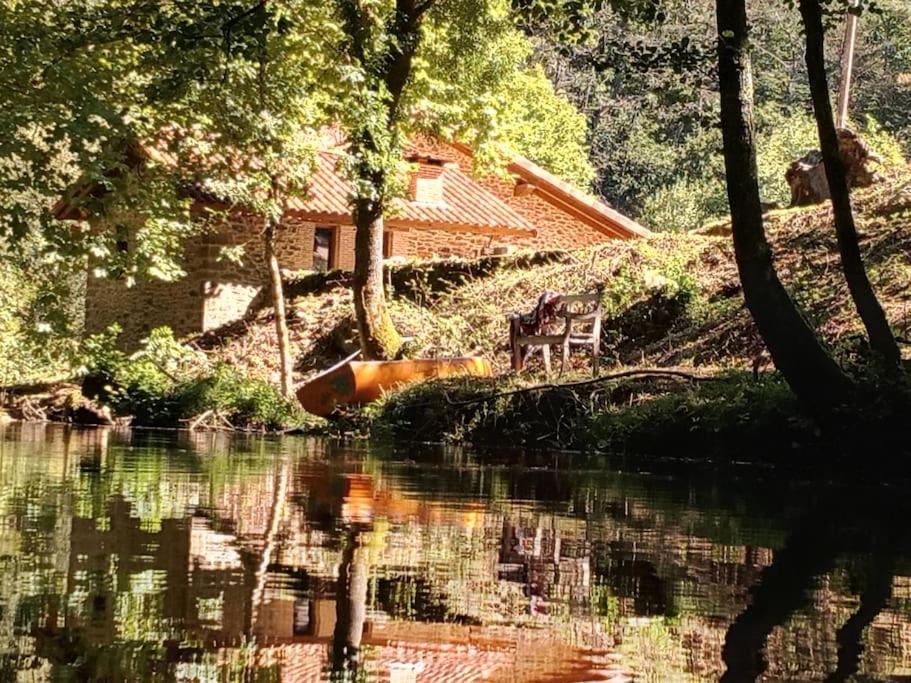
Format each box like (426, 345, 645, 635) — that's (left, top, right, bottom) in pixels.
(786, 128, 884, 207)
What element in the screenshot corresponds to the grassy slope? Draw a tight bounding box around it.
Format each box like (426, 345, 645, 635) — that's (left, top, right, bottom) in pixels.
(186, 174, 911, 453)
(199, 175, 911, 385)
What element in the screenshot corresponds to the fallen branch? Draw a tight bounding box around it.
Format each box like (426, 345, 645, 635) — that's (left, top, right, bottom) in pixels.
(20, 398, 48, 422)
(215, 410, 235, 431)
(441, 368, 716, 408)
(186, 410, 214, 431)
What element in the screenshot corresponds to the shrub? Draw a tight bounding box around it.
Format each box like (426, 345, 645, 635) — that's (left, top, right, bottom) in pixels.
(857, 115, 908, 171)
(78, 325, 302, 430)
(177, 364, 300, 431)
(639, 175, 725, 233)
(0, 256, 77, 386)
(639, 111, 907, 233)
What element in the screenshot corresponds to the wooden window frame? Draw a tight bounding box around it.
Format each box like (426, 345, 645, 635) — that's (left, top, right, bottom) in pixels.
(313, 225, 338, 272)
(382, 230, 393, 259)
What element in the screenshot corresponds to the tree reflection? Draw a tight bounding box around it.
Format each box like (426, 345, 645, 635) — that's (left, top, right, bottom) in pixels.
(721, 489, 906, 682)
(330, 525, 370, 682)
(825, 550, 895, 683)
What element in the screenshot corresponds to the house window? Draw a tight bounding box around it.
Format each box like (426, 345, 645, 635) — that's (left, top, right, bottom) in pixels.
(313, 226, 335, 272)
(383, 231, 393, 259)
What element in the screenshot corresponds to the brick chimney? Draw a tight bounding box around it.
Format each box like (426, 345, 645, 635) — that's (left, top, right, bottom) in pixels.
(411, 163, 446, 205)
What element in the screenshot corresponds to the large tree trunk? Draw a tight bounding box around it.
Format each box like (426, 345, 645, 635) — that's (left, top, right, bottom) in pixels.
(264, 219, 294, 397)
(798, 0, 901, 367)
(353, 195, 402, 360)
(716, 0, 852, 408)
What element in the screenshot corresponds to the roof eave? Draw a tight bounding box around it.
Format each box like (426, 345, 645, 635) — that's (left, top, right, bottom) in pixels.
(284, 208, 536, 238)
(449, 141, 651, 239)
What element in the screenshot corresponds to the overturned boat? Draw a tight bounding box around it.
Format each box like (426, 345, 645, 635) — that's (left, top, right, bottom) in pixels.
(297, 356, 492, 417)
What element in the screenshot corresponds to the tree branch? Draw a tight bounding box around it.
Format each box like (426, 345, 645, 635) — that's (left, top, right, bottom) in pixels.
(439, 368, 715, 408)
(336, 0, 368, 66)
(222, 0, 268, 33)
(381, 0, 434, 116)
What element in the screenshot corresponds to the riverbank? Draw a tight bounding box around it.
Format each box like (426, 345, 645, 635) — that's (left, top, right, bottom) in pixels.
(3, 176, 910, 454)
(4, 365, 909, 466)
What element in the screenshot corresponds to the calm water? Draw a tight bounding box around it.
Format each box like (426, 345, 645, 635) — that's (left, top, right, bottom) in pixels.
(0, 425, 909, 682)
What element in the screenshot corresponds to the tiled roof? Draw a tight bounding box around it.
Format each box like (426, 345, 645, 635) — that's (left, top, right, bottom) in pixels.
(508, 156, 650, 239)
(286, 152, 536, 237)
(57, 132, 648, 241)
(449, 141, 651, 239)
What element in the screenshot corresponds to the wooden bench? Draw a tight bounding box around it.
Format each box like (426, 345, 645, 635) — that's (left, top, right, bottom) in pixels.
(508, 286, 603, 376)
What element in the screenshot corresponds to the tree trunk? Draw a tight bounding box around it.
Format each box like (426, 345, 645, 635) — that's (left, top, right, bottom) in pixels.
(264, 219, 294, 397)
(352, 196, 402, 360)
(798, 0, 901, 367)
(835, 4, 859, 129)
(715, 0, 852, 408)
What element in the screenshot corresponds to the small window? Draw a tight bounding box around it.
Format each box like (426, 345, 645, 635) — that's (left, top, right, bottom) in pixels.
(412, 169, 445, 204)
(382, 231, 393, 259)
(313, 226, 335, 272)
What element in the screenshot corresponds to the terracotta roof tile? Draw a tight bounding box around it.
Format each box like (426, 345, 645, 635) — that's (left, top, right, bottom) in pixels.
(286, 152, 536, 237)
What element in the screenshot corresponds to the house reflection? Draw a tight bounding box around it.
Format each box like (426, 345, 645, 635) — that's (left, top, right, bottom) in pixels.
(26, 453, 616, 681)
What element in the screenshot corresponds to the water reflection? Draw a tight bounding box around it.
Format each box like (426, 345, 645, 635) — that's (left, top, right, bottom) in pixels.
(0, 423, 908, 681)
(721, 487, 910, 683)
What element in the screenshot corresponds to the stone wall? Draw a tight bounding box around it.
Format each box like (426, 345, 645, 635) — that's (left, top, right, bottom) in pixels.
(84, 271, 208, 347)
(409, 229, 503, 260)
(85, 214, 319, 349)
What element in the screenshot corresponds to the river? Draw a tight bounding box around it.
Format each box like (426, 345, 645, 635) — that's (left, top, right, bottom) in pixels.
(0, 424, 908, 681)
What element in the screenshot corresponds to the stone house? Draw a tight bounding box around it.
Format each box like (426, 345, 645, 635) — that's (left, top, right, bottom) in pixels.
(61, 134, 649, 347)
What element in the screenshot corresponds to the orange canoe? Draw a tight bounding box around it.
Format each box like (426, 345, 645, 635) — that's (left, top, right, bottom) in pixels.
(297, 357, 493, 417)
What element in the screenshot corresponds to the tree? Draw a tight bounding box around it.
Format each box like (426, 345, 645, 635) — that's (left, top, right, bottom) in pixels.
(715, 0, 852, 407)
(529, 0, 911, 231)
(489, 65, 596, 188)
(330, 0, 541, 359)
(0, 1, 344, 396)
(0, 1, 198, 336)
(797, 0, 901, 368)
(121, 1, 346, 397)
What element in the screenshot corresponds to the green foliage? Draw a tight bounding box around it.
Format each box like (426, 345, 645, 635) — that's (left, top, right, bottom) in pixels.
(584, 374, 807, 454)
(637, 111, 909, 232)
(851, 0, 911, 151)
(0, 251, 80, 386)
(330, 0, 556, 202)
(489, 66, 596, 187)
(178, 364, 300, 431)
(364, 371, 816, 459)
(600, 240, 705, 317)
(856, 115, 910, 170)
(361, 369, 810, 458)
(533, 0, 911, 228)
(79, 326, 301, 430)
(755, 110, 821, 208)
(639, 174, 727, 233)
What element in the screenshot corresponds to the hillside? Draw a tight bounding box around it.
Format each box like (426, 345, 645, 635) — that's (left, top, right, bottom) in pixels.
(195, 176, 911, 385)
